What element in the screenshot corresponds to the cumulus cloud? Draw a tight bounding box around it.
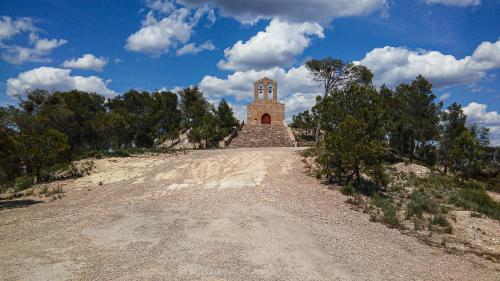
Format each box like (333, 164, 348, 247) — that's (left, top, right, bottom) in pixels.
(0, 16, 67, 64)
(463, 102, 500, 146)
(0, 16, 38, 41)
(355, 39, 500, 87)
(181, 0, 388, 24)
(125, 8, 192, 55)
(199, 65, 321, 120)
(6, 67, 116, 98)
(176, 40, 215, 56)
(423, 0, 481, 7)
(62, 54, 108, 71)
(217, 19, 324, 71)
(125, 1, 215, 56)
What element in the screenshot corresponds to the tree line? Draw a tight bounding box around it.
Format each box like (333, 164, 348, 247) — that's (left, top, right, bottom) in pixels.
(291, 58, 498, 188)
(0, 87, 238, 185)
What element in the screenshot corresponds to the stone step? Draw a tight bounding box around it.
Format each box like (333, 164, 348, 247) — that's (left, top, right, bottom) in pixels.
(228, 124, 294, 148)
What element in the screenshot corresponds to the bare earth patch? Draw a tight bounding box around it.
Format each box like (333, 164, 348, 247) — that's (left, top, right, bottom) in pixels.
(0, 147, 498, 280)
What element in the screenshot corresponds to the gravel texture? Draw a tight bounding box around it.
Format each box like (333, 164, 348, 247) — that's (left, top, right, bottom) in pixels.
(0, 147, 498, 280)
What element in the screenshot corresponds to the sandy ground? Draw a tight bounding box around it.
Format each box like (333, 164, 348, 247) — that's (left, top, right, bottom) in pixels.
(0, 147, 498, 281)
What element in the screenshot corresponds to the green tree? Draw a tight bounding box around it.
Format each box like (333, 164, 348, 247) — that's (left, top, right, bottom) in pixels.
(216, 98, 238, 129)
(387, 76, 442, 162)
(290, 110, 316, 131)
(449, 130, 481, 181)
(187, 127, 202, 148)
(306, 57, 373, 141)
(315, 83, 386, 187)
(151, 91, 181, 142)
(179, 87, 209, 128)
(439, 103, 467, 174)
(0, 107, 21, 183)
(18, 128, 70, 179)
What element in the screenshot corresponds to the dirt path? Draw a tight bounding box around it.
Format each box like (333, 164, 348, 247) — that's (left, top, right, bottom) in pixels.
(0, 148, 498, 280)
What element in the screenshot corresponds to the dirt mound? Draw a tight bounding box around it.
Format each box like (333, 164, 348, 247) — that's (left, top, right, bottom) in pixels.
(391, 162, 431, 178)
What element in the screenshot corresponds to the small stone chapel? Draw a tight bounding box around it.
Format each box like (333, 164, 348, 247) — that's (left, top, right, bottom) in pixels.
(246, 77, 285, 125)
(228, 77, 295, 148)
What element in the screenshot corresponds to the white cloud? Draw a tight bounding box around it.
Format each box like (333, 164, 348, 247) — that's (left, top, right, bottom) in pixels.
(1, 38, 67, 64)
(7, 67, 116, 98)
(146, 0, 176, 13)
(62, 54, 108, 71)
(176, 40, 215, 56)
(424, 0, 480, 7)
(199, 65, 321, 120)
(0, 17, 67, 65)
(438, 92, 451, 101)
(217, 19, 324, 71)
(0, 16, 37, 41)
(463, 102, 500, 146)
(355, 39, 500, 87)
(125, 1, 215, 56)
(228, 102, 246, 121)
(125, 8, 193, 55)
(469, 40, 500, 70)
(181, 0, 388, 24)
(200, 65, 318, 100)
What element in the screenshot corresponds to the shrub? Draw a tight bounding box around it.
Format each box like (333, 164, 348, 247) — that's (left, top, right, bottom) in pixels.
(373, 194, 400, 227)
(371, 164, 391, 188)
(341, 185, 356, 196)
(405, 189, 438, 219)
(315, 169, 322, 179)
(301, 147, 316, 158)
(37, 161, 93, 182)
(429, 215, 453, 234)
(449, 188, 500, 220)
(15, 175, 35, 191)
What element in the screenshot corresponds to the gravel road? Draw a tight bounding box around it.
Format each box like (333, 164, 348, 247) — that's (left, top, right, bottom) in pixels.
(0, 147, 498, 280)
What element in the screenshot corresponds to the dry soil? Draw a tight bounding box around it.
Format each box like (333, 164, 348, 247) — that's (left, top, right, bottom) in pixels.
(0, 147, 498, 280)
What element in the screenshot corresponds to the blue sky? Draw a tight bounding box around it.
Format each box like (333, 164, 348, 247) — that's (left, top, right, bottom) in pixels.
(0, 0, 499, 143)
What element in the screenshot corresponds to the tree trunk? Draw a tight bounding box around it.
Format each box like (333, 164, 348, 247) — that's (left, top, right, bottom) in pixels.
(36, 166, 41, 181)
(354, 164, 361, 187)
(443, 165, 448, 175)
(315, 123, 321, 142)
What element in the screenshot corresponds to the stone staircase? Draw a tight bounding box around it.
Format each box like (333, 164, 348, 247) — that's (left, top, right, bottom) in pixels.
(228, 124, 295, 148)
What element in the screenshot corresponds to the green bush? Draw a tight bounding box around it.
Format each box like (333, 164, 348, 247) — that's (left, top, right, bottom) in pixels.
(15, 175, 35, 190)
(449, 188, 500, 220)
(405, 189, 438, 219)
(371, 164, 391, 188)
(373, 193, 400, 227)
(341, 185, 356, 196)
(429, 215, 453, 234)
(38, 162, 85, 182)
(300, 147, 316, 158)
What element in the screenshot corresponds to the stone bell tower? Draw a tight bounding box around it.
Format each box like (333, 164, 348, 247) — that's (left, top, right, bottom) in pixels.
(246, 77, 285, 125)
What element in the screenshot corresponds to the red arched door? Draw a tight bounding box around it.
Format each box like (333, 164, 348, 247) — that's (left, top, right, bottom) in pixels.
(261, 113, 271, 124)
